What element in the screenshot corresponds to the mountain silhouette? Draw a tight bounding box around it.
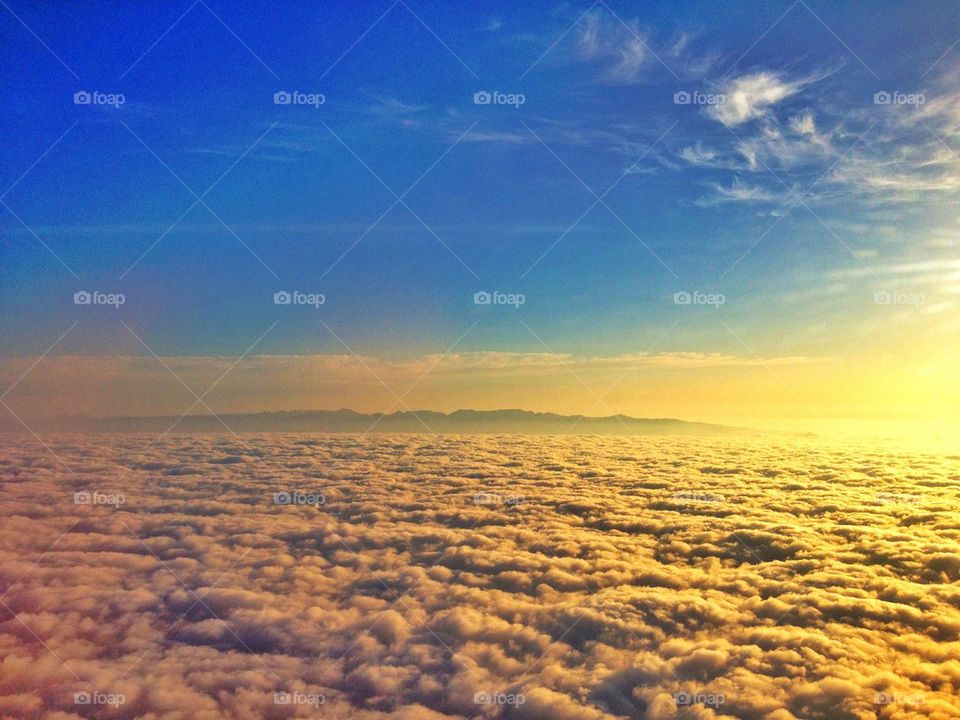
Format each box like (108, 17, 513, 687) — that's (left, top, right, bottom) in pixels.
(27, 409, 756, 435)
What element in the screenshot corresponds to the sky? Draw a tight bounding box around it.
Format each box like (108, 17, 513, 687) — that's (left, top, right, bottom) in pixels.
(1, 0, 959, 437)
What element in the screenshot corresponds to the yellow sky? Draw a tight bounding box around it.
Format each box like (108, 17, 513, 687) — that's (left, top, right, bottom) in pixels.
(2, 344, 957, 446)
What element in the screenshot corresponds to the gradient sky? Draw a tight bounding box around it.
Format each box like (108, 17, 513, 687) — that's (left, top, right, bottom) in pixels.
(2, 0, 959, 434)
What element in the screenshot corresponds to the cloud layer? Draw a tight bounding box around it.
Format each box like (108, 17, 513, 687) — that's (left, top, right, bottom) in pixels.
(1, 434, 959, 719)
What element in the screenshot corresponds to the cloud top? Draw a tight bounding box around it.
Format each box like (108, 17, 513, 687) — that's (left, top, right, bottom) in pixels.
(1, 433, 958, 718)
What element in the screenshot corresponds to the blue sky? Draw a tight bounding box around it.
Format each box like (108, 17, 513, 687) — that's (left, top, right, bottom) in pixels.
(2, 0, 959, 426)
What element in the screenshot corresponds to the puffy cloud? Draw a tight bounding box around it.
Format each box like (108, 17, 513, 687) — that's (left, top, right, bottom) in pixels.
(0, 434, 958, 718)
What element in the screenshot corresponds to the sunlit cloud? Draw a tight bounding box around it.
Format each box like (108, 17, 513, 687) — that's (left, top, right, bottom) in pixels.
(1, 434, 958, 717)
(706, 71, 814, 127)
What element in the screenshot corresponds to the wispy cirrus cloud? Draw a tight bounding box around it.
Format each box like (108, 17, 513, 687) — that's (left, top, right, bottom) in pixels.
(825, 82, 960, 202)
(694, 178, 783, 206)
(574, 9, 717, 83)
(682, 64, 960, 209)
(706, 70, 815, 127)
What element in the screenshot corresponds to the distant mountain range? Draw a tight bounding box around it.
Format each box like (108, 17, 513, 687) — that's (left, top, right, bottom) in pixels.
(19, 409, 756, 436)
